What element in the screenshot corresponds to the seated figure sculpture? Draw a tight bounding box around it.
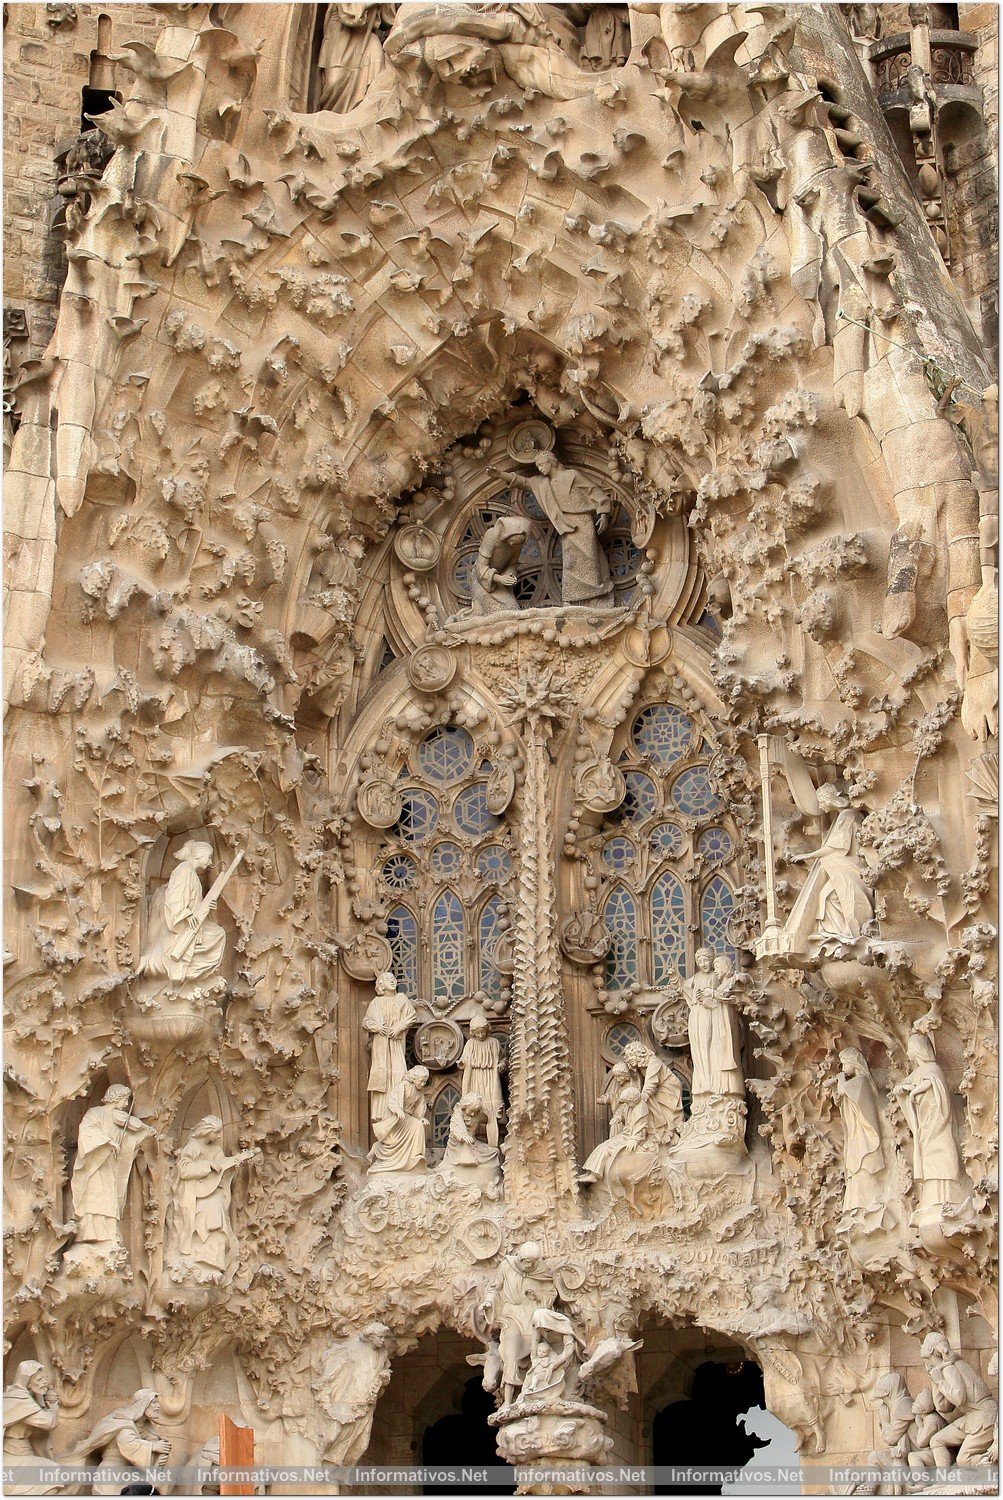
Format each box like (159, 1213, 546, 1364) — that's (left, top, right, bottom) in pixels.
(439, 1093, 501, 1188)
(137, 842, 235, 989)
(368, 1065, 430, 1175)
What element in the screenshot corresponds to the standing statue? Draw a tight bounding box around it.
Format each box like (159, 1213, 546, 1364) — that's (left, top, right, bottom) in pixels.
(869, 1371, 914, 1463)
(137, 842, 239, 987)
(367, 1065, 430, 1175)
(3, 1361, 60, 1493)
(511, 453, 614, 607)
(682, 948, 743, 1098)
(895, 1032, 968, 1215)
(460, 1013, 504, 1147)
(579, 6, 630, 68)
(314, 1324, 394, 1464)
(470, 517, 530, 616)
(316, 4, 395, 114)
(622, 1041, 683, 1148)
(481, 1242, 560, 1406)
(835, 1047, 886, 1218)
(69, 1084, 151, 1256)
(170, 1116, 259, 1281)
(439, 1094, 501, 1187)
(66, 1389, 171, 1496)
(920, 1333, 996, 1467)
(363, 971, 417, 1126)
(781, 785, 873, 958)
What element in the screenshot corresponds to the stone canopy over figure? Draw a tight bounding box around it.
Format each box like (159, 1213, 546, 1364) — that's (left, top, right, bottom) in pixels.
(170, 1115, 259, 1281)
(137, 841, 236, 989)
(510, 452, 614, 607)
(316, 4, 395, 113)
(68, 1084, 151, 1261)
(363, 971, 417, 1126)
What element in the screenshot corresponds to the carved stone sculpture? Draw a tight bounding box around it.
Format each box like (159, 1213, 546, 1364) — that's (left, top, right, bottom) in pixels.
(622, 1041, 683, 1149)
(137, 842, 234, 989)
(835, 1047, 885, 1220)
(518, 1309, 580, 1405)
(438, 1093, 501, 1188)
(68, 1084, 151, 1264)
(316, 4, 395, 113)
(779, 785, 873, 962)
(169, 1116, 259, 1282)
(920, 1333, 996, 1467)
(362, 971, 417, 1126)
(580, 6, 630, 69)
(682, 948, 743, 1098)
(482, 1242, 560, 1406)
(459, 1013, 504, 1148)
(895, 1032, 968, 1217)
(579, 1081, 655, 1204)
(2, 1362, 60, 1492)
(511, 453, 614, 607)
(66, 1389, 171, 1495)
(367, 1065, 429, 1175)
(314, 1324, 394, 1464)
(470, 516, 530, 616)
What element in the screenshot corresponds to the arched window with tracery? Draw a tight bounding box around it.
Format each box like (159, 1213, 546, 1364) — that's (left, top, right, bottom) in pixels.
(374, 725, 515, 1015)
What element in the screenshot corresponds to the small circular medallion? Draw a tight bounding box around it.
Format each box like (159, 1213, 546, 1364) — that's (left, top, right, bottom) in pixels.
(340, 931, 393, 980)
(394, 523, 440, 572)
(651, 995, 689, 1050)
(575, 759, 625, 814)
(559, 910, 612, 965)
(623, 624, 672, 668)
(407, 645, 456, 693)
(485, 760, 516, 815)
(413, 1018, 464, 1070)
(356, 777, 403, 829)
(507, 418, 555, 464)
(462, 1217, 503, 1261)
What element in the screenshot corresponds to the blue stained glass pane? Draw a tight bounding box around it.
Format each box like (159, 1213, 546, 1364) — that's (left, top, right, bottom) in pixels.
(621, 771, 658, 824)
(476, 844, 512, 881)
(601, 836, 636, 873)
(453, 782, 500, 838)
(416, 725, 475, 784)
(387, 905, 418, 996)
(603, 885, 638, 992)
(608, 531, 640, 584)
(649, 822, 685, 858)
(651, 871, 687, 985)
(382, 854, 417, 891)
(430, 841, 463, 879)
(605, 1021, 640, 1058)
(519, 486, 547, 522)
(394, 789, 439, 844)
(701, 875, 738, 964)
(631, 704, 696, 766)
(478, 893, 505, 1002)
(670, 764, 723, 817)
(432, 1083, 461, 1160)
(697, 826, 733, 864)
(453, 553, 475, 598)
(432, 889, 466, 1004)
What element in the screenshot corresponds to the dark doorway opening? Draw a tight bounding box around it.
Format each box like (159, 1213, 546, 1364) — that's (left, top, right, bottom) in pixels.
(421, 1376, 514, 1495)
(653, 1358, 766, 1494)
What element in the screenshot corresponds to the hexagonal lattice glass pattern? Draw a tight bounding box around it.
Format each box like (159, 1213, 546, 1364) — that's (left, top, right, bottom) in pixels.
(432, 889, 465, 1005)
(387, 905, 419, 997)
(700, 875, 737, 963)
(649, 822, 685, 858)
(476, 844, 512, 881)
(697, 826, 733, 864)
(453, 782, 500, 839)
(394, 789, 439, 844)
(603, 885, 638, 992)
(431, 1083, 462, 1163)
(670, 764, 723, 818)
(601, 836, 636, 873)
(631, 704, 696, 766)
(415, 725, 475, 785)
(382, 853, 418, 891)
(430, 841, 463, 879)
(651, 870, 687, 985)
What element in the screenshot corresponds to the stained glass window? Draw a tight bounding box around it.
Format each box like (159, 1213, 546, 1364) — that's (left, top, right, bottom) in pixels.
(476, 844, 512, 881)
(631, 704, 695, 766)
(478, 894, 506, 1003)
(697, 826, 733, 864)
(670, 764, 723, 817)
(382, 853, 417, 891)
(432, 889, 466, 1005)
(387, 906, 419, 996)
(601, 836, 635, 873)
(620, 771, 658, 824)
(395, 789, 439, 844)
(416, 725, 475, 784)
(701, 875, 737, 962)
(453, 782, 500, 838)
(431, 1083, 461, 1162)
(651, 871, 687, 985)
(605, 1021, 641, 1058)
(603, 885, 638, 992)
(430, 841, 463, 879)
(649, 822, 684, 858)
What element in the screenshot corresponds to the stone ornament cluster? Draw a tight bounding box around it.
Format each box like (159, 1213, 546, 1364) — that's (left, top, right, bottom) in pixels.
(1, 0, 996, 1489)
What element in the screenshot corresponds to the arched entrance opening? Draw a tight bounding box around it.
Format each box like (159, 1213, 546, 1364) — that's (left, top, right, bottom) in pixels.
(363, 1329, 511, 1495)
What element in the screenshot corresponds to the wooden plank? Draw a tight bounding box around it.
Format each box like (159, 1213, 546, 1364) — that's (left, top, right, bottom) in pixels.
(219, 1412, 255, 1497)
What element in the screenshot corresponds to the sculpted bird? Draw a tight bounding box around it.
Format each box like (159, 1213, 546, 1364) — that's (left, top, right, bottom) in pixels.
(109, 41, 194, 84)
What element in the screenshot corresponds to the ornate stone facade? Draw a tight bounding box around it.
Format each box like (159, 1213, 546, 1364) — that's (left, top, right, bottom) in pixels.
(2, 1, 998, 1491)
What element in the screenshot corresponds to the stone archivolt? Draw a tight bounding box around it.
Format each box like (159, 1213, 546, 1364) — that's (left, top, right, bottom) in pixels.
(2, 0, 997, 1488)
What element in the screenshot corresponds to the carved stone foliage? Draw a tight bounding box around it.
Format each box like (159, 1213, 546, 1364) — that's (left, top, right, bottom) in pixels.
(1, 0, 996, 1481)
